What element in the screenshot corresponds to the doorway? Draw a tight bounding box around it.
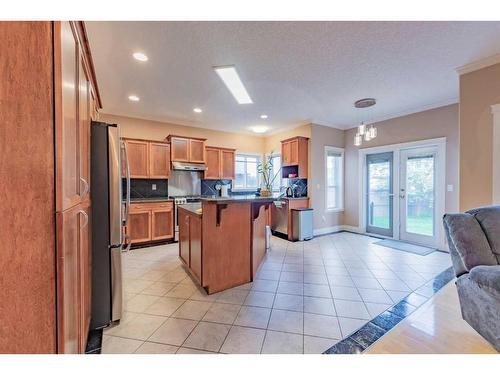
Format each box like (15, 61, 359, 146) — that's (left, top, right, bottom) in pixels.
(361, 139, 445, 249)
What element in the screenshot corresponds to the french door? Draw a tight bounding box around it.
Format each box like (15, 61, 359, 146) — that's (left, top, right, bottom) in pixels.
(364, 143, 443, 248)
(399, 147, 438, 247)
(366, 152, 394, 237)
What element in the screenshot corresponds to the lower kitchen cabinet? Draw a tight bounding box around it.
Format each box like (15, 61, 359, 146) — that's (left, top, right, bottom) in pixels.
(178, 207, 202, 283)
(56, 201, 91, 354)
(128, 201, 174, 244)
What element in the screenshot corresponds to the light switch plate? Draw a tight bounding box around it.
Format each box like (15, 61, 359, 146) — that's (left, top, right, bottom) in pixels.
(447, 184, 453, 192)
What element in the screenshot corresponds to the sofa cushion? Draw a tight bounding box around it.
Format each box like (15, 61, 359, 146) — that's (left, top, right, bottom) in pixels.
(443, 213, 497, 273)
(467, 206, 500, 263)
(469, 265, 500, 299)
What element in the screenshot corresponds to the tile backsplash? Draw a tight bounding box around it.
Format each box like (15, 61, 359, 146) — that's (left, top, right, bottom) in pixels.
(123, 179, 168, 199)
(201, 178, 308, 197)
(287, 178, 308, 197)
(201, 179, 233, 196)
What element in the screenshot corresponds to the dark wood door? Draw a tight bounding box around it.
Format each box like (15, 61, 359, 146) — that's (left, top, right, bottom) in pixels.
(190, 214, 202, 283)
(171, 137, 190, 162)
(125, 140, 149, 178)
(205, 147, 221, 179)
(220, 149, 235, 180)
(151, 206, 174, 240)
(129, 210, 151, 243)
(149, 142, 170, 178)
(58, 21, 81, 210)
(189, 139, 205, 163)
(179, 210, 190, 266)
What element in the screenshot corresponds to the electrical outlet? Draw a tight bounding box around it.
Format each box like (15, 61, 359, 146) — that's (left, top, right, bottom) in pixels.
(447, 184, 453, 192)
(152, 184, 157, 191)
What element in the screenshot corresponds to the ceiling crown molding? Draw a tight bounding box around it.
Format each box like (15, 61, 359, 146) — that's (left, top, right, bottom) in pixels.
(456, 53, 500, 75)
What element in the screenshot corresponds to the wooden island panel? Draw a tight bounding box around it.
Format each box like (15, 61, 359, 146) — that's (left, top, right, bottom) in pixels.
(251, 203, 268, 278)
(202, 202, 252, 293)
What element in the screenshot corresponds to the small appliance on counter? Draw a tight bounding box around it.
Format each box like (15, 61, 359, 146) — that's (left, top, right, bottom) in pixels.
(215, 183, 230, 197)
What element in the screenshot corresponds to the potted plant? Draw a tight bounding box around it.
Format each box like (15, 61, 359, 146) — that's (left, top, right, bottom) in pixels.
(257, 152, 281, 197)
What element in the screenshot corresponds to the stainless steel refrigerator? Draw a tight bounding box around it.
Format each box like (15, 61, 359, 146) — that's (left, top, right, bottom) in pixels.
(90, 121, 131, 329)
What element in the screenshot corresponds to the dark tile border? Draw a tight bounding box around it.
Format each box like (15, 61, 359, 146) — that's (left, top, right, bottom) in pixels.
(324, 266, 455, 354)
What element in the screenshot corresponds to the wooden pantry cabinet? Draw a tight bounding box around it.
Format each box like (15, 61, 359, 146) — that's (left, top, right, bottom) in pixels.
(127, 202, 174, 244)
(0, 21, 101, 354)
(121, 138, 171, 179)
(166, 135, 207, 163)
(204, 146, 236, 180)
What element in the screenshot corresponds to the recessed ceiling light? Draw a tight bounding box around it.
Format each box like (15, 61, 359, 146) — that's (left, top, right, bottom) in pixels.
(132, 52, 148, 62)
(213, 65, 253, 104)
(193, 108, 202, 113)
(260, 114, 268, 119)
(128, 95, 140, 102)
(251, 126, 268, 134)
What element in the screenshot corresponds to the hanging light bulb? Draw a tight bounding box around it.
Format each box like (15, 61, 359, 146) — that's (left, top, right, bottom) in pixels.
(358, 122, 366, 135)
(364, 130, 372, 141)
(369, 125, 377, 139)
(354, 132, 362, 146)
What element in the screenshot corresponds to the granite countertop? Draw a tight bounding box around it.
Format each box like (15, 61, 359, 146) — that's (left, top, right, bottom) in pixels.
(127, 197, 173, 203)
(201, 194, 282, 203)
(177, 202, 202, 215)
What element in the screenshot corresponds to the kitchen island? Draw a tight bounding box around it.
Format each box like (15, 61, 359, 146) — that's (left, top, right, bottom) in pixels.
(177, 196, 277, 294)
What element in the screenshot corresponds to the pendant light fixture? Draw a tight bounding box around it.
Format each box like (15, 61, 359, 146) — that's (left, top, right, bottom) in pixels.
(353, 98, 377, 146)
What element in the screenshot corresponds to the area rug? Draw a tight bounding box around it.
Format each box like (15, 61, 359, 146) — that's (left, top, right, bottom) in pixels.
(374, 239, 435, 256)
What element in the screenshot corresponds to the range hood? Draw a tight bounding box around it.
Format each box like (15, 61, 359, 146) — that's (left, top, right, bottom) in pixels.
(172, 161, 207, 171)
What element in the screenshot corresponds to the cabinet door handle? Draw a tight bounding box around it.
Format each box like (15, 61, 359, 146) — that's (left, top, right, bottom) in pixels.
(78, 210, 89, 228)
(80, 177, 89, 198)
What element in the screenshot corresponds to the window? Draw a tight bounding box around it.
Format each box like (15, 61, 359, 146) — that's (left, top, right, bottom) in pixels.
(270, 154, 282, 192)
(234, 154, 261, 190)
(325, 146, 344, 211)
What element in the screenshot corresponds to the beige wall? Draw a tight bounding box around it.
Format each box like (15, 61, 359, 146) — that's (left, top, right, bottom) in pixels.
(343, 104, 459, 227)
(309, 124, 345, 230)
(100, 113, 266, 154)
(459, 63, 500, 211)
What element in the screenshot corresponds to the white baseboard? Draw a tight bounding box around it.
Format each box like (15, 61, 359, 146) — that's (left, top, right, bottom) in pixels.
(313, 225, 362, 236)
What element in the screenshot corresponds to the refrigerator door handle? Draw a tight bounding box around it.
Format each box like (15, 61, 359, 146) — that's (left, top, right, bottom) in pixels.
(121, 140, 131, 226)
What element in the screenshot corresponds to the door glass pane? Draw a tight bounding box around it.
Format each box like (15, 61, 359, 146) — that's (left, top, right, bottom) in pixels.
(406, 155, 434, 236)
(368, 160, 391, 229)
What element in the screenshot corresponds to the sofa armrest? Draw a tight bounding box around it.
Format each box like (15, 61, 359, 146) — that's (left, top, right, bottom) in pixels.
(469, 265, 500, 298)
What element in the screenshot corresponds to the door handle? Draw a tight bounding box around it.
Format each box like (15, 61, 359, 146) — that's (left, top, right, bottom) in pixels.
(399, 194, 405, 199)
(78, 209, 89, 228)
(121, 234, 131, 252)
(80, 177, 89, 199)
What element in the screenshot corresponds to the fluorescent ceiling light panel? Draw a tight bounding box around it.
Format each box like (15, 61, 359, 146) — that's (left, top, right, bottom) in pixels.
(214, 66, 253, 104)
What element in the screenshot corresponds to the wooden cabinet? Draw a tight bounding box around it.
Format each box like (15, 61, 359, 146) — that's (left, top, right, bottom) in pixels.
(56, 201, 91, 354)
(121, 138, 171, 179)
(149, 142, 171, 178)
(151, 203, 174, 240)
(281, 136, 309, 178)
(189, 214, 202, 282)
(124, 139, 149, 178)
(189, 139, 206, 163)
(179, 209, 190, 265)
(167, 135, 207, 163)
(128, 202, 174, 244)
(178, 208, 202, 283)
(204, 147, 236, 180)
(2, 21, 101, 354)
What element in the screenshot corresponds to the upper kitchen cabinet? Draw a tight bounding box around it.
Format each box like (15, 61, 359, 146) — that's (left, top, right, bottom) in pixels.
(121, 138, 171, 179)
(167, 135, 207, 163)
(149, 142, 171, 178)
(204, 146, 236, 180)
(123, 139, 149, 178)
(281, 136, 309, 178)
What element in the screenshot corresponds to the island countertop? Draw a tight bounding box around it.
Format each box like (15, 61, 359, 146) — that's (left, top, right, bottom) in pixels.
(201, 194, 281, 203)
(177, 202, 202, 215)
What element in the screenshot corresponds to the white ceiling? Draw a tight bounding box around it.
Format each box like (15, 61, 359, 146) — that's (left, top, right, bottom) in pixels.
(86, 21, 500, 133)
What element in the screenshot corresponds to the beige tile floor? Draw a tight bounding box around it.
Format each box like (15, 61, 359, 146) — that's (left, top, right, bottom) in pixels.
(102, 232, 451, 354)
